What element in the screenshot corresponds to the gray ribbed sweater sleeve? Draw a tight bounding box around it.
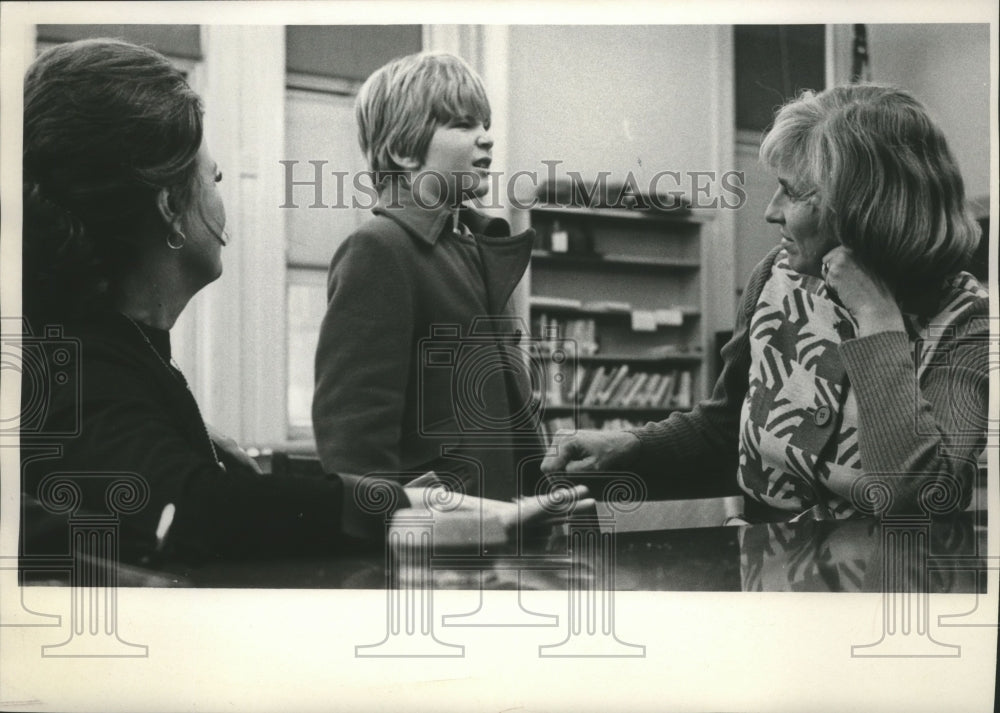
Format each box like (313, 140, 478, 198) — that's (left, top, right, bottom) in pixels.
(839, 309, 989, 512)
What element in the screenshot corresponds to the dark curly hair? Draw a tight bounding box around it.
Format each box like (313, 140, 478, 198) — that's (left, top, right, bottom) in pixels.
(23, 38, 204, 321)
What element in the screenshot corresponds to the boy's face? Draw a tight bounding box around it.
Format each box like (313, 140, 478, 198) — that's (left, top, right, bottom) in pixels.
(416, 118, 493, 203)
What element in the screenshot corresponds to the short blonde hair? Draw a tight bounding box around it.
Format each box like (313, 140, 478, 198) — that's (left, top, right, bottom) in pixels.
(355, 52, 491, 187)
(760, 84, 980, 293)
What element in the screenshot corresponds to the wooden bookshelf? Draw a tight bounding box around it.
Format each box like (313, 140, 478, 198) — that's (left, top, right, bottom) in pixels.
(529, 300, 701, 321)
(530, 204, 712, 225)
(543, 406, 682, 415)
(534, 350, 704, 365)
(529, 203, 710, 435)
(530, 250, 700, 272)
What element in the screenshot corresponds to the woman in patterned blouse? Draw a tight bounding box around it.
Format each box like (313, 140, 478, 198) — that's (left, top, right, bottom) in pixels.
(542, 84, 988, 522)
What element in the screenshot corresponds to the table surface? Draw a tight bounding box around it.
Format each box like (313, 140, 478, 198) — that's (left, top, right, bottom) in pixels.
(157, 509, 987, 593)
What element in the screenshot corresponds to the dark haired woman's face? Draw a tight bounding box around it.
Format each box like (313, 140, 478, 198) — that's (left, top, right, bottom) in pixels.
(179, 141, 227, 284)
(764, 175, 838, 277)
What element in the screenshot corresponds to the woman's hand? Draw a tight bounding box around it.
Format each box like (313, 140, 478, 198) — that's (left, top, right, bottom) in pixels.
(402, 484, 594, 532)
(397, 484, 595, 548)
(822, 246, 905, 337)
(205, 424, 263, 475)
(540, 429, 641, 474)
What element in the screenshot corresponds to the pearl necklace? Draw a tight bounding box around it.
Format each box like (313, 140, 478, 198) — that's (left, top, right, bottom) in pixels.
(121, 313, 222, 468)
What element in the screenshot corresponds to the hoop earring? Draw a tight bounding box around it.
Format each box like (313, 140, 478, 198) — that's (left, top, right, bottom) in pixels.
(166, 229, 187, 250)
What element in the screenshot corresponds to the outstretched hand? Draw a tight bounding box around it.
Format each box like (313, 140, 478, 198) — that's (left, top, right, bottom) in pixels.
(395, 483, 595, 548)
(540, 429, 642, 474)
(402, 483, 594, 532)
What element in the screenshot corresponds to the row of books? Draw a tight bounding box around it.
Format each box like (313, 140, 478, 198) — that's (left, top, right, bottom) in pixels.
(541, 416, 658, 443)
(533, 314, 599, 355)
(540, 363, 694, 410)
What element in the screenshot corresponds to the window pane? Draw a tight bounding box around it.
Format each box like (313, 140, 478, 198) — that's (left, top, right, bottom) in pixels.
(734, 25, 825, 132)
(287, 269, 329, 434)
(286, 25, 421, 80)
(37, 25, 202, 59)
(284, 89, 371, 268)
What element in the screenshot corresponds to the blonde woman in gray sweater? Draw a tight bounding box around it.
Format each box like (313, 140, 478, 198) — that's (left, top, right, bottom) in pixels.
(543, 84, 988, 523)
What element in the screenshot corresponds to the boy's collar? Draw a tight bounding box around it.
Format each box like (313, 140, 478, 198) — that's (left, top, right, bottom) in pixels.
(373, 182, 508, 245)
(374, 182, 456, 246)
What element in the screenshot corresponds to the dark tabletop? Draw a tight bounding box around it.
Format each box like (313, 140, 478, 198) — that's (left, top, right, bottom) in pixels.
(20, 503, 986, 593)
(156, 508, 987, 593)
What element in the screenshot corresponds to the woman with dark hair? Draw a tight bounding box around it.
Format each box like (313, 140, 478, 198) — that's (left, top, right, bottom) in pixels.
(21, 39, 588, 564)
(543, 84, 988, 522)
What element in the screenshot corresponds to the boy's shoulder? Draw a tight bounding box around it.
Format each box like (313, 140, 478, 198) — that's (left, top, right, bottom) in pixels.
(352, 212, 414, 243)
(335, 213, 419, 259)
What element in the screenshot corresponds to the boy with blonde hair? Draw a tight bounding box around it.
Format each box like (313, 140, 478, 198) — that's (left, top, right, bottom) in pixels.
(312, 52, 543, 500)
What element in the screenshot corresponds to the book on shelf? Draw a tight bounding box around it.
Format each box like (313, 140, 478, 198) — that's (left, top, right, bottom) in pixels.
(605, 372, 634, 406)
(581, 365, 607, 406)
(533, 313, 598, 356)
(597, 365, 630, 405)
(543, 356, 565, 407)
(540, 363, 694, 411)
(634, 373, 660, 407)
(651, 371, 675, 408)
(619, 372, 648, 407)
(565, 363, 586, 403)
(674, 370, 693, 409)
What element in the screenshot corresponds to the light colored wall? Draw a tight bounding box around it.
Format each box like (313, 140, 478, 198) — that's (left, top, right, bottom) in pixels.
(847, 23, 990, 203)
(506, 25, 717, 194)
(505, 24, 736, 340)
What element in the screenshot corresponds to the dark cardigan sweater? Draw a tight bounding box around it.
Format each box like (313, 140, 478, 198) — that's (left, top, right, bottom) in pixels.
(20, 312, 399, 564)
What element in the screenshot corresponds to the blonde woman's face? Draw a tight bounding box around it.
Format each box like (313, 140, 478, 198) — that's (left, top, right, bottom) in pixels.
(764, 175, 838, 277)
